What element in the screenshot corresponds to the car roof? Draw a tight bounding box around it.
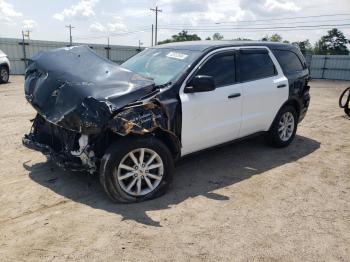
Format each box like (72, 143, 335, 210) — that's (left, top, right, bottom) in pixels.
(154, 40, 298, 52)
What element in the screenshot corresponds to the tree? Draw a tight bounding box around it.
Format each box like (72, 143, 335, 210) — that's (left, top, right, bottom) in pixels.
(292, 40, 313, 53)
(314, 28, 349, 55)
(233, 37, 252, 41)
(158, 30, 201, 45)
(205, 36, 211, 40)
(262, 33, 283, 42)
(212, 33, 224, 40)
(270, 33, 282, 42)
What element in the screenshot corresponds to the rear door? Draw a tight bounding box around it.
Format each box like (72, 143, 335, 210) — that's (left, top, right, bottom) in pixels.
(180, 50, 243, 155)
(272, 49, 310, 121)
(237, 48, 289, 137)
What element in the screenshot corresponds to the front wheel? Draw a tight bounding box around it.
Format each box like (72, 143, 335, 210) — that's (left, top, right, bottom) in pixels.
(266, 105, 298, 148)
(100, 136, 174, 203)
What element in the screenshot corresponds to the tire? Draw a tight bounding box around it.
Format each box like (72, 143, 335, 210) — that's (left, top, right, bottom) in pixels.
(100, 136, 174, 203)
(266, 105, 298, 148)
(339, 87, 350, 116)
(0, 65, 9, 84)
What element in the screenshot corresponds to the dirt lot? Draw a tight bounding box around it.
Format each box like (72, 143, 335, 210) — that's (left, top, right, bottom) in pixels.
(0, 76, 349, 261)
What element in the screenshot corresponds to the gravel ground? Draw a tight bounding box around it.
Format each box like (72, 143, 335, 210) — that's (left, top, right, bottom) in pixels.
(0, 76, 349, 261)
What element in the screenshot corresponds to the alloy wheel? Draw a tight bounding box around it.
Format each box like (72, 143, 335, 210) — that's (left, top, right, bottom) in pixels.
(278, 112, 295, 141)
(114, 148, 164, 196)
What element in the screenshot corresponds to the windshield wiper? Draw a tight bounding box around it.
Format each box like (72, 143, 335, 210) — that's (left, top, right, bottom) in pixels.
(155, 81, 172, 89)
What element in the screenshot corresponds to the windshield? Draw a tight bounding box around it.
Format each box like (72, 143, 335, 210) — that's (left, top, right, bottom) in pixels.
(121, 48, 201, 86)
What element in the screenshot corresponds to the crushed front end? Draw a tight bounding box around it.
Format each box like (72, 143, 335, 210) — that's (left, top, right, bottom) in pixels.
(22, 46, 178, 173)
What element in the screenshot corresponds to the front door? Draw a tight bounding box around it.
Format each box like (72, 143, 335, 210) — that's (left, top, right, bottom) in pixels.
(180, 51, 243, 156)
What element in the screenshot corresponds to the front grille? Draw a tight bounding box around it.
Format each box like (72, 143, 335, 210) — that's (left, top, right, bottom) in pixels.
(32, 114, 80, 154)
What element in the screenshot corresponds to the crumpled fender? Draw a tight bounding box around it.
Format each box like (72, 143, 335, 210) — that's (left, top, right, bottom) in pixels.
(108, 101, 168, 136)
(107, 100, 181, 159)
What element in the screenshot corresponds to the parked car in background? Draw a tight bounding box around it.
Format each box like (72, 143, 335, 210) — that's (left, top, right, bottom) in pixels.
(0, 49, 10, 84)
(23, 41, 310, 203)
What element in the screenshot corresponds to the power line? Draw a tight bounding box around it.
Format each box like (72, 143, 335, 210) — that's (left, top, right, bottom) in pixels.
(158, 26, 350, 34)
(162, 18, 350, 29)
(161, 13, 350, 27)
(159, 23, 350, 31)
(74, 28, 149, 40)
(150, 6, 162, 45)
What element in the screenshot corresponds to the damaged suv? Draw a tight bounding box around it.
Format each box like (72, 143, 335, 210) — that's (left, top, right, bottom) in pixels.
(23, 42, 310, 203)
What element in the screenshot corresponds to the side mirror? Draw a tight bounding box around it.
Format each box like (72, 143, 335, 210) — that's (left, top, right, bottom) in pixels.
(184, 75, 216, 93)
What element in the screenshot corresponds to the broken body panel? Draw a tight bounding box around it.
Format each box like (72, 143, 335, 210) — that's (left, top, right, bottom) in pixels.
(23, 46, 181, 173)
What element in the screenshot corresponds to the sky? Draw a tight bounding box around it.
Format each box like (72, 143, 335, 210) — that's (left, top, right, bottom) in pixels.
(0, 0, 349, 47)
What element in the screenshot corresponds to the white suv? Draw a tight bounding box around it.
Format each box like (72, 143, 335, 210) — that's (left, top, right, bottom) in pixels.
(0, 49, 10, 84)
(23, 42, 310, 203)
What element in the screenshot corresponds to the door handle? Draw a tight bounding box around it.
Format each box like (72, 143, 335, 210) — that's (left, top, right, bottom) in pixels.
(277, 84, 287, 88)
(228, 93, 241, 99)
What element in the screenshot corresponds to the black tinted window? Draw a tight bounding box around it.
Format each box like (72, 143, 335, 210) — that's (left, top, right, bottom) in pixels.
(238, 51, 276, 82)
(273, 50, 304, 73)
(196, 53, 235, 87)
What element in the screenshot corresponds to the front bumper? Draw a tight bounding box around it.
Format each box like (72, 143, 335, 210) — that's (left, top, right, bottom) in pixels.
(22, 134, 89, 172)
(23, 115, 97, 173)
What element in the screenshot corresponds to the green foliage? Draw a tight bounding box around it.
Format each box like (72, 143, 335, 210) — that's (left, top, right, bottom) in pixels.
(158, 30, 201, 45)
(232, 37, 252, 41)
(212, 33, 224, 40)
(314, 28, 349, 55)
(262, 33, 283, 42)
(292, 40, 313, 53)
(157, 28, 349, 56)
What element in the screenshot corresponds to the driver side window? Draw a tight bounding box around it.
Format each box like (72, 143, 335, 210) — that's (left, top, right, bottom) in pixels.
(196, 52, 236, 87)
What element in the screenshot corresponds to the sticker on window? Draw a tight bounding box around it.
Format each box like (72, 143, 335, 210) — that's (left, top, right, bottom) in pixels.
(166, 52, 188, 60)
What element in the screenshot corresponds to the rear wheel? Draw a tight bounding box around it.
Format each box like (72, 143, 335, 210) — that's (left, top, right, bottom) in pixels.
(100, 136, 174, 203)
(266, 105, 298, 148)
(0, 66, 9, 84)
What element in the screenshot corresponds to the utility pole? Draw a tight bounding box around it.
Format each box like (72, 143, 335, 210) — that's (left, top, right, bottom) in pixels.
(138, 40, 143, 52)
(106, 36, 111, 60)
(24, 30, 31, 40)
(151, 24, 154, 46)
(21, 30, 28, 67)
(150, 6, 162, 45)
(65, 24, 75, 46)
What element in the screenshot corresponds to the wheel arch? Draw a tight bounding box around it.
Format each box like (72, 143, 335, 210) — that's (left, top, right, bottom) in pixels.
(151, 128, 181, 161)
(0, 63, 9, 71)
(103, 128, 181, 162)
(269, 99, 300, 131)
(282, 99, 301, 118)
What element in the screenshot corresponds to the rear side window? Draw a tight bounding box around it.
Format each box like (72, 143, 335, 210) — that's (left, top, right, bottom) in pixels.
(196, 53, 235, 87)
(238, 51, 276, 82)
(273, 50, 304, 73)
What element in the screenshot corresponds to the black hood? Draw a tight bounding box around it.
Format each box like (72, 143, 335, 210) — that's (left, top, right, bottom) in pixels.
(24, 46, 155, 134)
